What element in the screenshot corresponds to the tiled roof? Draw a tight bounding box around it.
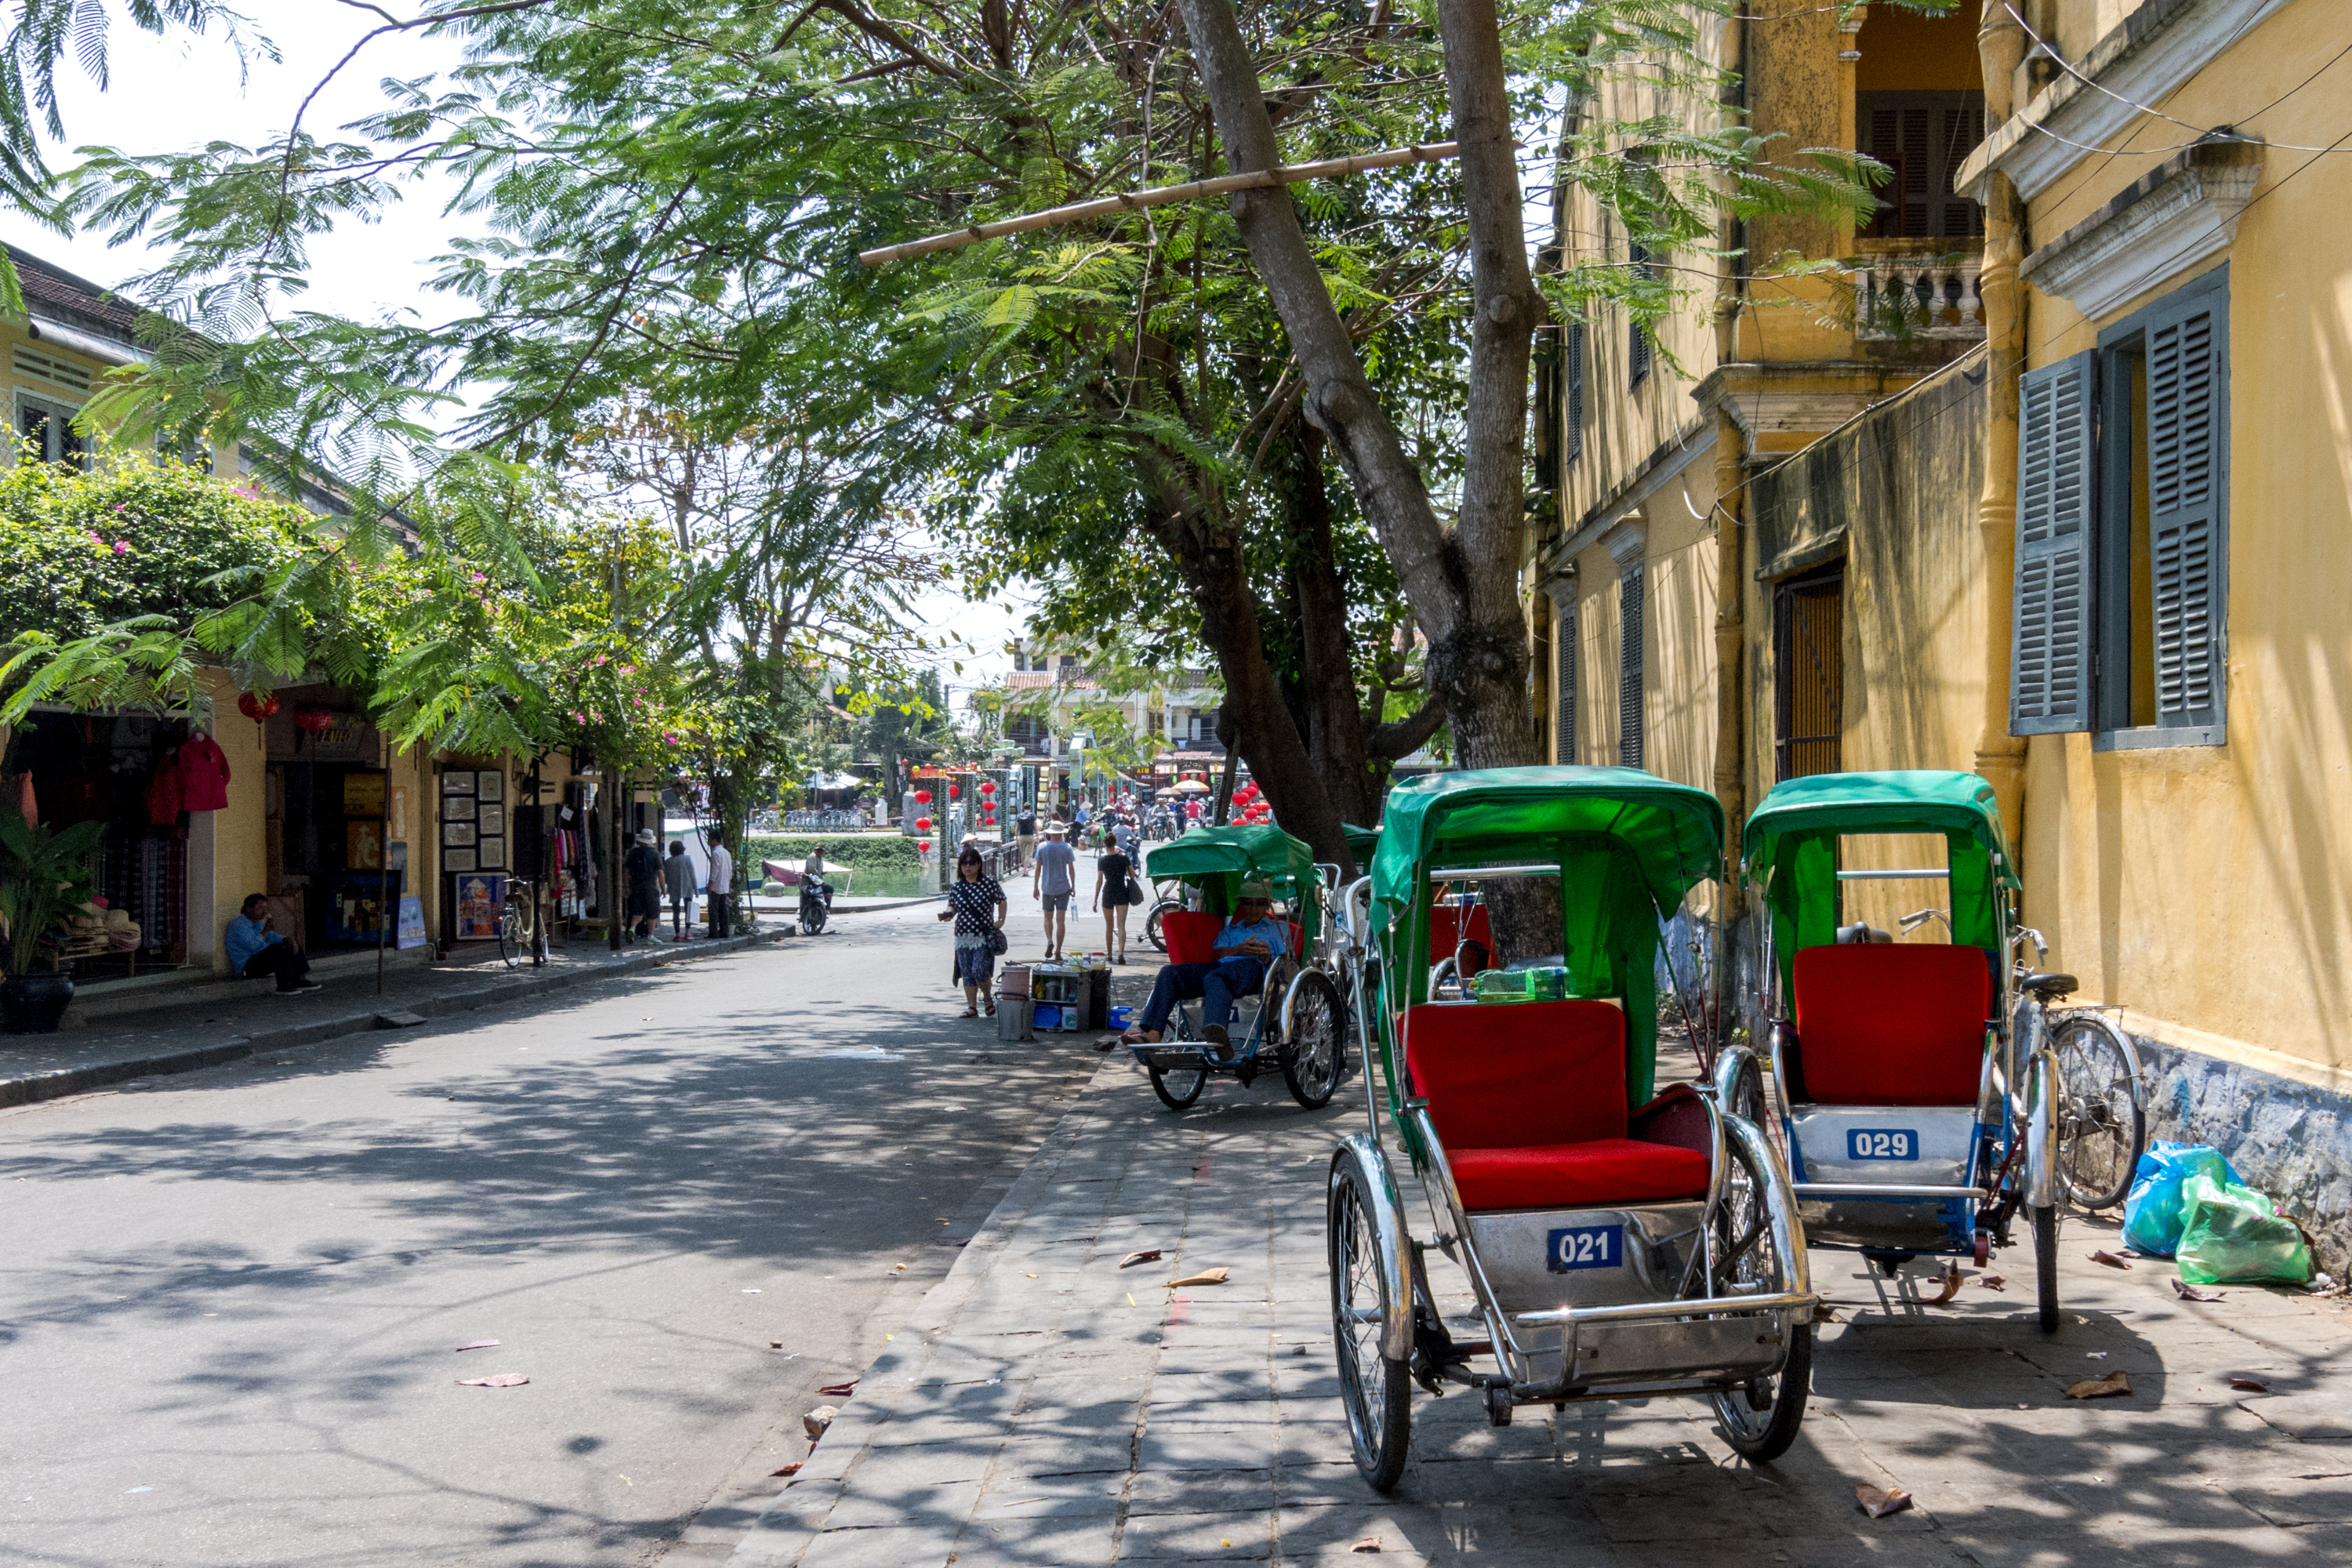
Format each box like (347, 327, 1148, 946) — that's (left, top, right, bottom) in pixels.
(6, 245, 144, 345)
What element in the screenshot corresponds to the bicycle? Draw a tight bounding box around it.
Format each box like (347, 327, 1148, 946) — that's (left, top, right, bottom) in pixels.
(499, 876, 543, 970)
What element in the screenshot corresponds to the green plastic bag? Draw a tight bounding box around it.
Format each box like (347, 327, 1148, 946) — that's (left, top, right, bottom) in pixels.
(2176, 1171, 2313, 1285)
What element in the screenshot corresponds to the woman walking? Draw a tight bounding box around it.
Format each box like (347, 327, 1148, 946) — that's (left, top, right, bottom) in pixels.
(937, 844, 1007, 1017)
(1093, 840, 1136, 964)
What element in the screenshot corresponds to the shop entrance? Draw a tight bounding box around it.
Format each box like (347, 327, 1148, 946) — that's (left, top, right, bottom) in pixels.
(271, 759, 398, 949)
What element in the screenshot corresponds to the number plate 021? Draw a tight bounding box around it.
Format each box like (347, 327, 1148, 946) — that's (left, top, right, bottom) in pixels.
(1545, 1224, 1624, 1272)
(1846, 1129, 1918, 1160)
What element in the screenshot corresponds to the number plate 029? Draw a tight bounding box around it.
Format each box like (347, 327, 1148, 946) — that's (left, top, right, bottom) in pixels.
(1546, 1224, 1624, 1272)
(1846, 1129, 1918, 1160)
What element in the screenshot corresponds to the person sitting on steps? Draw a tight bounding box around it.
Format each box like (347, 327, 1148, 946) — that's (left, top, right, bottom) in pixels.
(227, 894, 322, 994)
(1120, 880, 1286, 1054)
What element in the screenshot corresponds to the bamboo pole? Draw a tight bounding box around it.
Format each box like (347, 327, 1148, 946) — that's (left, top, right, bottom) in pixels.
(857, 142, 1463, 267)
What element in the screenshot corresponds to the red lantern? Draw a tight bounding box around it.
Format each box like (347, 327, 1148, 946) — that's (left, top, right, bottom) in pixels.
(980, 781, 996, 796)
(292, 705, 334, 735)
(916, 816, 932, 831)
(236, 690, 280, 726)
(913, 789, 932, 805)
(948, 783, 960, 799)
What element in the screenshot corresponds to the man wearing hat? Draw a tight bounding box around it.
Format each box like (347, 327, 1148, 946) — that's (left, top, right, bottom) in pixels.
(625, 828, 666, 942)
(1120, 880, 1287, 1051)
(1031, 819, 1077, 960)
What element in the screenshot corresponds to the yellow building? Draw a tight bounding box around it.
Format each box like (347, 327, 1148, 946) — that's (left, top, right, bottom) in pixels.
(1537, 0, 2352, 1268)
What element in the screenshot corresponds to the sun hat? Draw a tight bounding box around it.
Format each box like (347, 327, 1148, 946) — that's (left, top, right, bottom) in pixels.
(1240, 879, 1274, 901)
(636, 829, 657, 845)
(1045, 820, 1068, 833)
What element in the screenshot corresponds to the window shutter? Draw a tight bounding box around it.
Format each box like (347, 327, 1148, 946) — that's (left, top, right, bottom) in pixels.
(2010, 351, 2095, 735)
(2144, 291, 2225, 733)
(1555, 605, 1577, 761)
(1618, 567, 1645, 769)
(1565, 323, 1585, 465)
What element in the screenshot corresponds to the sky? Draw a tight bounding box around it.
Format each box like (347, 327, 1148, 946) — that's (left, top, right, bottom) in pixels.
(0, 0, 1028, 691)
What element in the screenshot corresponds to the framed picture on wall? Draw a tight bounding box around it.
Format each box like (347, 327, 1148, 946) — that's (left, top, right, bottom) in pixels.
(477, 804, 506, 837)
(445, 847, 477, 873)
(442, 820, 477, 848)
(476, 837, 506, 869)
(441, 796, 476, 822)
(441, 771, 475, 797)
(342, 772, 386, 816)
(477, 771, 505, 804)
(454, 873, 506, 940)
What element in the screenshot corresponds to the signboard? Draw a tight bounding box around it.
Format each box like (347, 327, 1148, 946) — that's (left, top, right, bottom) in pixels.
(453, 873, 506, 940)
(396, 895, 426, 949)
(342, 772, 386, 816)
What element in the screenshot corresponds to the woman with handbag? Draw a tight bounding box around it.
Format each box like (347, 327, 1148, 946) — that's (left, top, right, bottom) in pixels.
(937, 845, 1008, 1017)
(1093, 843, 1138, 965)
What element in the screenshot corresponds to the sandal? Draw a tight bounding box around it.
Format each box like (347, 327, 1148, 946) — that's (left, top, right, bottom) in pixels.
(960, 1007, 980, 1018)
(1120, 1027, 1157, 1045)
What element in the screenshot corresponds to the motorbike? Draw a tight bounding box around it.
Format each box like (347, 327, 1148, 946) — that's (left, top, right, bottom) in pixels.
(798, 870, 835, 935)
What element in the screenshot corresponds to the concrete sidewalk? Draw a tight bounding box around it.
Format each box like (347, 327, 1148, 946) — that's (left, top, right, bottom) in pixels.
(0, 927, 783, 1108)
(722, 1054, 2352, 1567)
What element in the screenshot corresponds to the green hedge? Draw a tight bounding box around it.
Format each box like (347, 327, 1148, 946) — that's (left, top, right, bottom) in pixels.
(742, 834, 924, 875)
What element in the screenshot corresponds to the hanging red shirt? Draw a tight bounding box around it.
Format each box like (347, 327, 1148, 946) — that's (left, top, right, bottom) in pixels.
(180, 734, 231, 812)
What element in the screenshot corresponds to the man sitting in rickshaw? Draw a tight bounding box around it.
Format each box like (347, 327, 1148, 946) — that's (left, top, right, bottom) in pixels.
(1120, 879, 1287, 1051)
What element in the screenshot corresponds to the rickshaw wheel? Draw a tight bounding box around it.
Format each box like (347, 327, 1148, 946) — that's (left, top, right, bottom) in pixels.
(1149, 1058, 1207, 1110)
(2049, 1013, 2145, 1210)
(1708, 1131, 1813, 1462)
(1282, 971, 1345, 1109)
(1328, 1152, 1410, 1490)
(2033, 1203, 2061, 1333)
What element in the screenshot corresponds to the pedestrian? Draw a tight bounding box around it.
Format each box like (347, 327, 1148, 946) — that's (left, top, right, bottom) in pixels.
(1120, 880, 1285, 1051)
(706, 837, 735, 937)
(1031, 820, 1076, 960)
(1015, 806, 1036, 870)
(937, 844, 1008, 1017)
(662, 840, 696, 938)
(1113, 815, 1138, 860)
(625, 829, 665, 942)
(226, 894, 321, 994)
(1092, 839, 1136, 964)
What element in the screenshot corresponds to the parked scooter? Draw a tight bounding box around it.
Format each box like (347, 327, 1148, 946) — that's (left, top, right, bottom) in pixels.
(798, 870, 835, 935)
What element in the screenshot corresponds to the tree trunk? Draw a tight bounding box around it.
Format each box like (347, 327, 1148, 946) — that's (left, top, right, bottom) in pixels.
(1283, 424, 1378, 826)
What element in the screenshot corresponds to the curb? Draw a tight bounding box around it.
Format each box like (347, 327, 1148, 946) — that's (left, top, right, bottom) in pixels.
(0, 930, 786, 1110)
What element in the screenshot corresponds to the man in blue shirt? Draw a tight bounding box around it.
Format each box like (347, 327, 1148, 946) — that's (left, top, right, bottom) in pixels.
(226, 894, 321, 994)
(1122, 880, 1289, 1051)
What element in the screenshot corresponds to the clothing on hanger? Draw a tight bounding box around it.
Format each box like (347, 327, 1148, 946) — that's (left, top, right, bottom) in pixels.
(180, 731, 230, 812)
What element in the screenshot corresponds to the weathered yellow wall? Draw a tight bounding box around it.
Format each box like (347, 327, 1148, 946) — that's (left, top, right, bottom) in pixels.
(199, 669, 270, 971)
(2014, 0, 2352, 1078)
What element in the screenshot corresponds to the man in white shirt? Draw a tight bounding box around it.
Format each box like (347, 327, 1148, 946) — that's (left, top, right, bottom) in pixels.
(1031, 822, 1077, 960)
(707, 839, 735, 937)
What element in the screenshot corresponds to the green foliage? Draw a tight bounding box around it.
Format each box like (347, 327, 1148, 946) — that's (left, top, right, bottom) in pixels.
(0, 814, 103, 974)
(740, 835, 920, 876)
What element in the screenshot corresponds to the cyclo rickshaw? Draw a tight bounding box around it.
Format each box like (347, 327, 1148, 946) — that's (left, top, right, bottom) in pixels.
(1127, 823, 1348, 1112)
(1327, 767, 1815, 1490)
(1737, 770, 2061, 1332)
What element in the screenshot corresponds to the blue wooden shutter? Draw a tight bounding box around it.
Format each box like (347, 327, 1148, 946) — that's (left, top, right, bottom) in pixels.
(2143, 289, 2225, 735)
(1555, 604, 1577, 761)
(2010, 351, 2095, 734)
(1618, 566, 1645, 768)
(1565, 323, 1585, 465)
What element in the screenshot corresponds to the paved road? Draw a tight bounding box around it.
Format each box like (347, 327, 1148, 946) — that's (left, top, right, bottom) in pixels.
(0, 891, 1116, 1568)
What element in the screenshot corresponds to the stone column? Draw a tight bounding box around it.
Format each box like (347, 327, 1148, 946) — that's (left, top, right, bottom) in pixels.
(1973, 0, 2030, 849)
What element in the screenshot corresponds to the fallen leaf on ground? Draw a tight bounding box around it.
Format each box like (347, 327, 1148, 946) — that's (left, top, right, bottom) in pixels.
(2089, 1250, 2132, 1269)
(1167, 1268, 1229, 1288)
(1855, 1483, 1913, 1519)
(2065, 1370, 2132, 1399)
(1348, 1537, 1382, 1553)
(455, 1340, 500, 1352)
(1119, 1250, 1163, 1269)
(2173, 1279, 2226, 1302)
(1931, 1266, 1962, 1305)
(1978, 1274, 2006, 1291)
(817, 1381, 858, 1397)
(2227, 1376, 2271, 1392)
(770, 1463, 802, 1477)
(457, 1374, 528, 1388)
(770, 1341, 785, 1349)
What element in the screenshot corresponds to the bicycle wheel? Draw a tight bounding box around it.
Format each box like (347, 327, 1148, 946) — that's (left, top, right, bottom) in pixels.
(1145, 899, 1174, 953)
(2050, 1013, 2145, 1210)
(497, 902, 527, 969)
(1328, 1148, 1411, 1491)
(1707, 1130, 1813, 1462)
(1282, 971, 1344, 1109)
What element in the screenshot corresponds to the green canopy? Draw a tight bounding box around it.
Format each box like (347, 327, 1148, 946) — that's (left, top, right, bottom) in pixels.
(1366, 767, 1726, 1109)
(1370, 766, 1723, 911)
(1342, 822, 1381, 868)
(1145, 824, 1321, 919)
(1741, 770, 2017, 989)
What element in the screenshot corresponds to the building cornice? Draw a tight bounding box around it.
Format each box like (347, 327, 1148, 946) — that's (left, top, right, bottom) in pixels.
(1955, 0, 2287, 203)
(2018, 135, 2261, 318)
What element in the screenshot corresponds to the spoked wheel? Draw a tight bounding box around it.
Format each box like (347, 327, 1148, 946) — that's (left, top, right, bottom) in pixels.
(1282, 971, 1345, 1109)
(1148, 1054, 1207, 1110)
(497, 900, 530, 970)
(1327, 1149, 1410, 1490)
(2050, 1014, 2145, 1210)
(1706, 1131, 1811, 1462)
(2034, 1203, 2062, 1333)
(1144, 898, 1176, 953)
(800, 902, 827, 936)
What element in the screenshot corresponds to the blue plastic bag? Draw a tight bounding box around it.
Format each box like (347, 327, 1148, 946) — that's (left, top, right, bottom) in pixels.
(2122, 1142, 2241, 1257)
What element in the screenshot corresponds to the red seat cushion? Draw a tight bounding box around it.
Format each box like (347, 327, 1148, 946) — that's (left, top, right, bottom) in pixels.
(1449, 1141, 1711, 1210)
(1160, 912, 1223, 965)
(1404, 1000, 1630, 1150)
(1792, 943, 1991, 1106)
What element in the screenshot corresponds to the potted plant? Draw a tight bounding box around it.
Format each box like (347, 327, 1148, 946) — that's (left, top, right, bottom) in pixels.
(0, 815, 103, 1033)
